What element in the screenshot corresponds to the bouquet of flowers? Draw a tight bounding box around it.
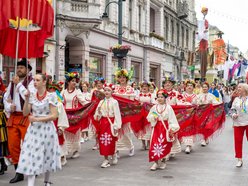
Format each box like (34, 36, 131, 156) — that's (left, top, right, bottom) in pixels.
(109, 44, 131, 52)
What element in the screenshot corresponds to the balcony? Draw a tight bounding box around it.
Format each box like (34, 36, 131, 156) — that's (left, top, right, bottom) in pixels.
(57, 0, 101, 31)
(149, 37, 164, 49)
(177, 1, 189, 19)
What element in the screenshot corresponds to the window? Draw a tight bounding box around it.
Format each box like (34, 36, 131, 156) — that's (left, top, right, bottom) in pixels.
(150, 8, 155, 32)
(131, 62, 141, 83)
(2, 56, 15, 86)
(128, 0, 133, 29)
(89, 54, 104, 83)
(164, 16, 168, 41)
(177, 23, 180, 46)
(36, 58, 43, 74)
(171, 20, 174, 43)
(149, 65, 160, 87)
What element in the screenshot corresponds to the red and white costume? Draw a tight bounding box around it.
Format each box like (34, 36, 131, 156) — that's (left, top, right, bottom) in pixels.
(61, 89, 86, 157)
(113, 85, 135, 151)
(196, 92, 219, 105)
(94, 97, 122, 156)
(147, 104, 180, 162)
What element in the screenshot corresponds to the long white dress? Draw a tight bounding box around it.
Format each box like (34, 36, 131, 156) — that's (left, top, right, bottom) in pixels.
(17, 92, 61, 175)
(114, 85, 135, 151)
(61, 89, 86, 156)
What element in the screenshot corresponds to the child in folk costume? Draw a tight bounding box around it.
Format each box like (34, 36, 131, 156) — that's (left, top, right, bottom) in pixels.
(149, 82, 157, 99)
(113, 69, 136, 157)
(79, 81, 91, 143)
(178, 80, 198, 154)
(94, 83, 122, 168)
(196, 82, 220, 146)
(90, 77, 105, 150)
(135, 81, 156, 150)
(162, 76, 182, 158)
(147, 89, 180, 171)
(61, 72, 87, 159)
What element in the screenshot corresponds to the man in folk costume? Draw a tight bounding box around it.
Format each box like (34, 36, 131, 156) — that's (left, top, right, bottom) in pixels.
(178, 80, 198, 154)
(147, 89, 180, 171)
(162, 76, 182, 158)
(3, 58, 35, 183)
(61, 72, 86, 159)
(113, 69, 136, 157)
(135, 81, 156, 150)
(94, 83, 122, 168)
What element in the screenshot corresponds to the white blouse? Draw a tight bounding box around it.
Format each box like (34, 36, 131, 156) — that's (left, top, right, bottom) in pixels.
(81, 92, 91, 105)
(196, 92, 219, 105)
(94, 97, 122, 131)
(113, 85, 136, 100)
(61, 89, 85, 109)
(146, 104, 180, 132)
(231, 96, 248, 126)
(135, 92, 156, 104)
(166, 90, 180, 105)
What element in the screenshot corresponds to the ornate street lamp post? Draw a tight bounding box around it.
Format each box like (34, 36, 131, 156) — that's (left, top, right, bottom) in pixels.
(102, 0, 126, 69)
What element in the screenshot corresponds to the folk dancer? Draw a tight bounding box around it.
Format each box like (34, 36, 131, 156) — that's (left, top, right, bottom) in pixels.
(4, 59, 35, 183)
(94, 83, 121, 168)
(147, 89, 180, 171)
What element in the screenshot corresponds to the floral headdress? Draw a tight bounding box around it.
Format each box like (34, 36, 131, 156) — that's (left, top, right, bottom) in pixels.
(103, 83, 115, 91)
(201, 7, 208, 13)
(162, 75, 176, 85)
(139, 80, 152, 88)
(156, 89, 168, 98)
(184, 79, 195, 87)
(65, 72, 80, 83)
(115, 66, 134, 81)
(94, 77, 105, 84)
(47, 81, 64, 92)
(109, 44, 131, 52)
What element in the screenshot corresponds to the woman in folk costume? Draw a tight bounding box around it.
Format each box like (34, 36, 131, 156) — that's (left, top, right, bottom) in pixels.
(136, 81, 156, 150)
(147, 89, 180, 171)
(196, 82, 220, 146)
(94, 83, 122, 168)
(230, 83, 248, 167)
(0, 77, 8, 175)
(149, 82, 157, 99)
(113, 69, 135, 157)
(17, 74, 61, 186)
(79, 81, 91, 143)
(162, 76, 182, 158)
(61, 72, 87, 159)
(91, 77, 105, 150)
(178, 80, 198, 154)
(47, 80, 69, 166)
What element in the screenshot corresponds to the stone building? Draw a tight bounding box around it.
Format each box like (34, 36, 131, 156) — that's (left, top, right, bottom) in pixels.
(0, 0, 197, 87)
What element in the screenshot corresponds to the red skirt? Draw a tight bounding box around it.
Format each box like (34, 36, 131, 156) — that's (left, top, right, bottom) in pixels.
(149, 120, 172, 162)
(98, 117, 118, 156)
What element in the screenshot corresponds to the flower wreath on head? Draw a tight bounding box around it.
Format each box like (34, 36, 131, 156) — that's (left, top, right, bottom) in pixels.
(184, 79, 196, 87)
(94, 77, 106, 84)
(65, 72, 80, 83)
(139, 80, 152, 88)
(103, 83, 115, 91)
(115, 66, 134, 81)
(162, 75, 176, 85)
(47, 81, 64, 92)
(157, 89, 168, 98)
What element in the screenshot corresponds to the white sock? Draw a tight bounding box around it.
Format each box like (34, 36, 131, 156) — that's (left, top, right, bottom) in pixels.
(28, 175, 36, 186)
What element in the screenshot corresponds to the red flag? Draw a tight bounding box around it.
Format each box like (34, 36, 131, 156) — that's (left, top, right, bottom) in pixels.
(0, 0, 54, 58)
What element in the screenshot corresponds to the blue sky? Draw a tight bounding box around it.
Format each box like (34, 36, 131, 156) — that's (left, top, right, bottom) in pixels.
(195, 0, 248, 53)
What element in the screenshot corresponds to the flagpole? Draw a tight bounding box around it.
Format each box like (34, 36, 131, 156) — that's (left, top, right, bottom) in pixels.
(26, 0, 31, 84)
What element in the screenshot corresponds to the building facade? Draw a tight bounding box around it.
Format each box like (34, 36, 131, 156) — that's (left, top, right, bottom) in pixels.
(0, 0, 197, 87)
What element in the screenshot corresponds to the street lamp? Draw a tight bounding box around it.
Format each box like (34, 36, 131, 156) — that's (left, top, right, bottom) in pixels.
(102, 0, 126, 68)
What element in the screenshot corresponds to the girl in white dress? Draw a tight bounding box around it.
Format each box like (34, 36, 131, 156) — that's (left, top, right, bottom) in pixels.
(17, 74, 61, 186)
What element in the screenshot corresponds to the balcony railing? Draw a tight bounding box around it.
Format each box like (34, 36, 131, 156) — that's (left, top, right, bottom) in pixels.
(149, 37, 164, 49)
(57, 0, 100, 20)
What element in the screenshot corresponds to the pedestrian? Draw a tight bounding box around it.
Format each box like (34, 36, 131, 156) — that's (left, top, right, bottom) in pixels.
(3, 58, 36, 183)
(94, 83, 121, 168)
(16, 74, 61, 186)
(61, 72, 86, 159)
(147, 89, 180, 171)
(223, 86, 231, 116)
(0, 77, 8, 175)
(231, 83, 248, 167)
(208, 82, 222, 102)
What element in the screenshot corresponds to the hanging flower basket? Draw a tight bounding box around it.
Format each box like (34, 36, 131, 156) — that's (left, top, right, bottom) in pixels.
(110, 44, 131, 58)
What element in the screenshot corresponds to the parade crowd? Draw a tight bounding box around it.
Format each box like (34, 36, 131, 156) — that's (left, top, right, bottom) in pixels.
(0, 58, 247, 186)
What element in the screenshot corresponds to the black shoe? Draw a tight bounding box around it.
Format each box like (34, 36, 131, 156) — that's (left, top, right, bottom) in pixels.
(9, 173, 24, 183)
(0, 158, 7, 175)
